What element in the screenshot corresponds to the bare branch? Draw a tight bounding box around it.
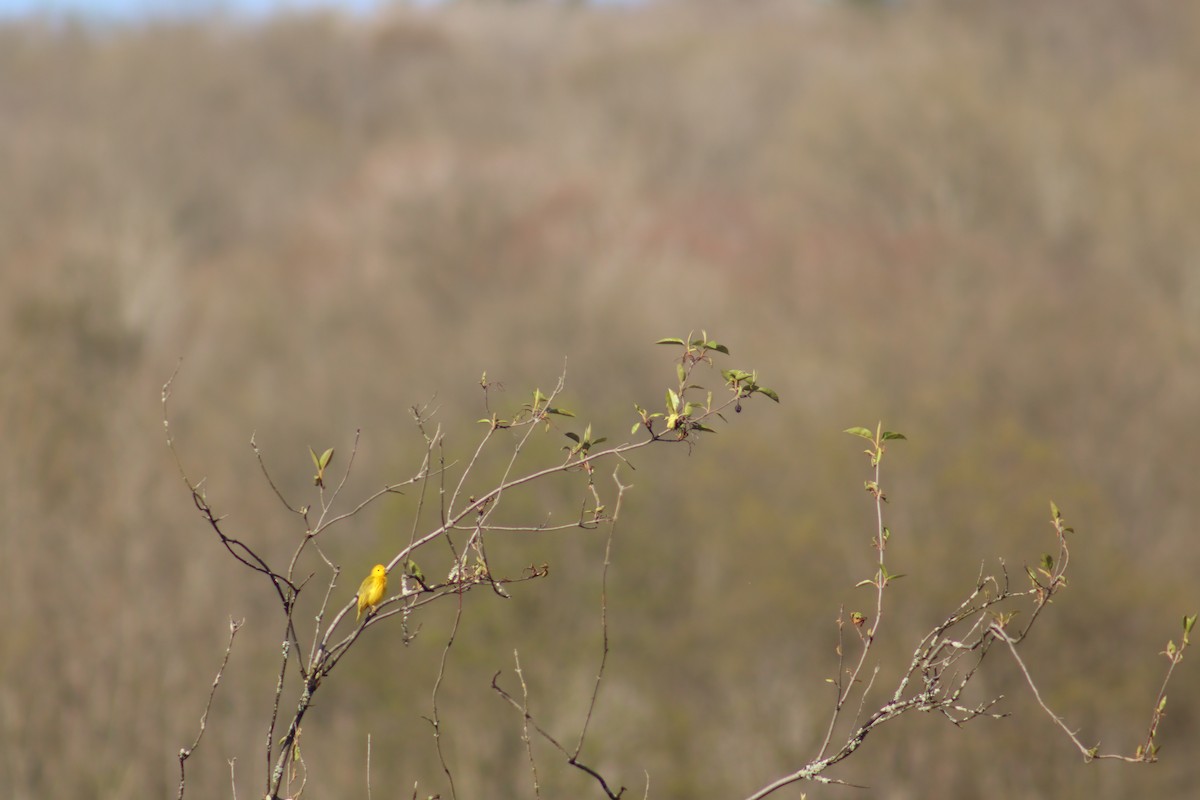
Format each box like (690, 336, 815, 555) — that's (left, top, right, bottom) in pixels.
(178, 617, 243, 800)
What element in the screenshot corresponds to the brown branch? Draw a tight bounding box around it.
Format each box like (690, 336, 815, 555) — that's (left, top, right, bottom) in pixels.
(513, 651, 542, 798)
(574, 469, 628, 757)
(178, 617, 243, 800)
(492, 672, 626, 800)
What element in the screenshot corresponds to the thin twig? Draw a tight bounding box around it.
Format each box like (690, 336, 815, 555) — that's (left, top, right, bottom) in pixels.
(992, 623, 1142, 762)
(428, 585, 465, 800)
(178, 617, 243, 800)
(514, 651, 541, 798)
(574, 469, 628, 757)
(492, 674, 626, 800)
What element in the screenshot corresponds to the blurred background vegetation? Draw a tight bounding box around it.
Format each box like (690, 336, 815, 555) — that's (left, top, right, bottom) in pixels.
(2, 0, 1198, 797)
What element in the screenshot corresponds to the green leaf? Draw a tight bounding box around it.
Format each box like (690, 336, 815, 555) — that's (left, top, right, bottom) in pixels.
(880, 431, 906, 441)
(655, 337, 686, 346)
(1040, 553, 1054, 571)
(667, 388, 681, 412)
(405, 558, 424, 582)
(309, 447, 321, 469)
(709, 342, 730, 355)
(631, 422, 642, 435)
(676, 362, 686, 383)
(1184, 613, 1197, 637)
(844, 427, 874, 440)
(319, 448, 334, 469)
(1050, 500, 1061, 519)
(546, 407, 575, 417)
(564, 432, 580, 443)
(693, 423, 717, 433)
(722, 369, 747, 382)
(855, 578, 878, 588)
(592, 437, 607, 446)
(755, 386, 781, 402)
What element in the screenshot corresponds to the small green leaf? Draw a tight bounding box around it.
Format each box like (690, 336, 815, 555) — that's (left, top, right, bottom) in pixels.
(309, 447, 321, 469)
(880, 431, 906, 441)
(1040, 553, 1054, 571)
(631, 422, 642, 435)
(1050, 500, 1061, 519)
(755, 386, 781, 402)
(405, 558, 425, 583)
(592, 437, 607, 446)
(709, 342, 730, 355)
(546, 406, 575, 417)
(319, 448, 335, 469)
(655, 337, 686, 346)
(693, 423, 716, 433)
(676, 362, 686, 383)
(565, 432, 581, 443)
(854, 578, 878, 588)
(844, 427, 873, 439)
(1184, 613, 1197, 639)
(667, 388, 681, 412)
(1158, 695, 1168, 712)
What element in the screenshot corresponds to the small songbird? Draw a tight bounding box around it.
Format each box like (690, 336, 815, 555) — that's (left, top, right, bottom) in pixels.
(356, 564, 388, 621)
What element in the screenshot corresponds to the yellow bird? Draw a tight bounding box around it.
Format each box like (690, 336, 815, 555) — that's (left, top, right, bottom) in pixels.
(356, 564, 387, 621)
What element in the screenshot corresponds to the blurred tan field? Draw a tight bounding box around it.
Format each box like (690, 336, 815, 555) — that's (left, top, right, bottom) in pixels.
(2, 0, 1199, 797)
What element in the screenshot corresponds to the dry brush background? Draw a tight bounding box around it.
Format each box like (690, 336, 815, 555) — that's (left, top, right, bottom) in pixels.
(2, 0, 1199, 797)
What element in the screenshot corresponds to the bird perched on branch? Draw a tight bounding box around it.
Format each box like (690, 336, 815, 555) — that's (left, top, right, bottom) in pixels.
(357, 564, 387, 621)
